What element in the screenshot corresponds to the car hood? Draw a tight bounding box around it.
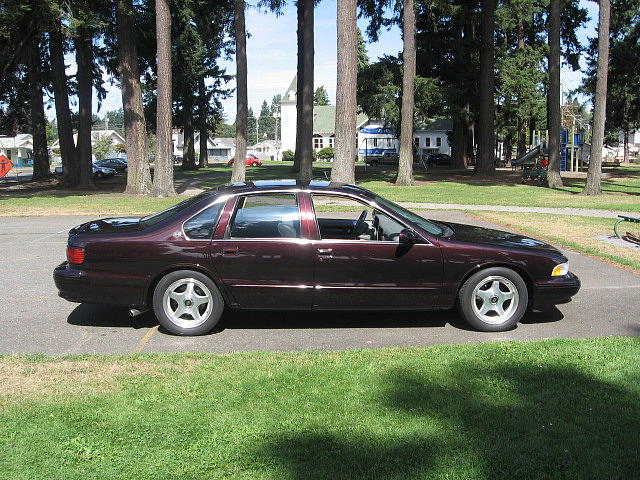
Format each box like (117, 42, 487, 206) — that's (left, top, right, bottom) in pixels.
(70, 217, 142, 234)
(439, 221, 561, 254)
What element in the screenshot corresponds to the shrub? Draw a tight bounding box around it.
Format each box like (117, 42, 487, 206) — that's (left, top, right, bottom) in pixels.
(282, 150, 294, 161)
(317, 146, 335, 161)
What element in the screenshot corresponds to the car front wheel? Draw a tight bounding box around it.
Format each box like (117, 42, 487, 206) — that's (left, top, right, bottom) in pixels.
(251, 162, 260, 167)
(152, 270, 224, 335)
(457, 267, 528, 332)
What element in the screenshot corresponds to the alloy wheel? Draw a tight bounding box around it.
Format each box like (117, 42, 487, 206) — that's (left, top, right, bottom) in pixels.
(471, 275, 519, 325)
(162, 278, 213, 329)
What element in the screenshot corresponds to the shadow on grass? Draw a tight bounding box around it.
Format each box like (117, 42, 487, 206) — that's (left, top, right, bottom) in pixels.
(256, 361, 640, 479)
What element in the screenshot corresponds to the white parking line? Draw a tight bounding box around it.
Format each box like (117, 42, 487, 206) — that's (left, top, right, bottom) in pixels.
(30, 229, 69, 243)
(582, 285, 640, 290)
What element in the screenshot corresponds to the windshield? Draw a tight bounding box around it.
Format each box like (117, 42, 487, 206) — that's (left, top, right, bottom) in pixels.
(140, 192, 210, 227)
(373, 195, 445, 236)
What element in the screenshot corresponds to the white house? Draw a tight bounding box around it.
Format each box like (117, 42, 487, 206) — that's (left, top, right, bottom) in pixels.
(51, 130, 126, 155)
(602, 128, 640, 161)
(249, 139, 282, 161)
(0, 134, 33, 166)
(172, 130, 236, 161)
(279, 76, 369, 155)
(279, 76, 452, 160)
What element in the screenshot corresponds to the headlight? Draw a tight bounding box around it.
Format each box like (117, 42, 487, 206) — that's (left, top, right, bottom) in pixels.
(551, 262, 569, 277)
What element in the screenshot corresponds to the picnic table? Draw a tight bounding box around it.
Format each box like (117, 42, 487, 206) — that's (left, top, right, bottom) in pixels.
(614, 215, 640, 242)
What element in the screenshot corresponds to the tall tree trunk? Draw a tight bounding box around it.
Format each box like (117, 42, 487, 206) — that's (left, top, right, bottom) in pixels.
(297, 0, 314, 183)
(475, 0, 495, 176)
(331, 0, 357, 185)
(75, 25, 95, 189)
(153, 0, 176, 196)
(517, 118, 527, 157)
(49, 18, 77, 186)
(198, 77, 209, 168)
(231, 0, 247, 182)
(546, 0, 563, 187)
(292, 1, 304, 174)
(623, 126, 629, 164)
(516, 16, 527, 159)
(583, 0, 610, 195)
(504, 129, 513, 164)
(451, 109, 466, 169)
(116, 0, 152, 195)
(26, 33, 49, 181)
(396, 0, 416, 186)
(181, 91, 196, 170)
(465, 117, 475, 165)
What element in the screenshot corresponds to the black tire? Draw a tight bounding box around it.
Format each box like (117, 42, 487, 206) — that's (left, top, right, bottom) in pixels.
(251, 162, 259, 167)
(95, 171, 103, 179)
(370, 161, 378, 166)
(152, 270, 224, 335)
(457, 267, 528, 332)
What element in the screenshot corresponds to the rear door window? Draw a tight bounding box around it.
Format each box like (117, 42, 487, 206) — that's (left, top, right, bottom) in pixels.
(228, 194, 300, 239)
(183, 202, 224, 239)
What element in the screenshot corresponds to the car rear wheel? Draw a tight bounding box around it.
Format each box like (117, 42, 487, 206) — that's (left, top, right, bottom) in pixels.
(457, 267, 528, 332)
(152, 270, 224, 335)
(251, 162, 260, 167)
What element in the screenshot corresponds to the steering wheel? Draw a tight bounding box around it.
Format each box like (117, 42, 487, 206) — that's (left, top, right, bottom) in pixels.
(353, 210, 369, 238)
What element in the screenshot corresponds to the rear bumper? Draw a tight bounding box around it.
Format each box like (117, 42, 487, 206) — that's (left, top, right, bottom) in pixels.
(53, 262, 146, 307)
(533, 272, 581, 308)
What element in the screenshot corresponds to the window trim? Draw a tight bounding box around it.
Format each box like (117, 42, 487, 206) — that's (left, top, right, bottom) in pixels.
(180, 199, 227, 241)
(224, 192, 303, 240)
(309, 192, 432, 245)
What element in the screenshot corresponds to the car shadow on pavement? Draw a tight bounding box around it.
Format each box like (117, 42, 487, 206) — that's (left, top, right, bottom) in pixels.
(67, 303, 157, 330)
(66, 304, 565, 335)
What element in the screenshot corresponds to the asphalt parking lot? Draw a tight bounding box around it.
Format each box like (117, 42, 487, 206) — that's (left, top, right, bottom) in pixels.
(1, 212, 638, 355)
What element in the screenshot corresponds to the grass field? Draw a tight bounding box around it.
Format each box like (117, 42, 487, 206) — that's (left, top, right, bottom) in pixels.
(0, 163, 638, 216)
(470, 211, 640, 272)
(1, 338, 639, 479)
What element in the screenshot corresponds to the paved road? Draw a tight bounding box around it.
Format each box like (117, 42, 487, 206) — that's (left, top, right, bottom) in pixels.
(1, 213, 638, 355)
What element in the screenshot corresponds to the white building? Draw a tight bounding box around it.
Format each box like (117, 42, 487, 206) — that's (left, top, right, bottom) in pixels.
(172, 131, 236, 161)
(0, 134, 33, 166)
(51, 129, 126, 152)
(603, 128, 640, 161)
(279, 76, 452, 160)
(249, 139, 282, 161)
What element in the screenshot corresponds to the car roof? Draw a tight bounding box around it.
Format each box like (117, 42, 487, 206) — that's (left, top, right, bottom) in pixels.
(204, 180, 376, 200)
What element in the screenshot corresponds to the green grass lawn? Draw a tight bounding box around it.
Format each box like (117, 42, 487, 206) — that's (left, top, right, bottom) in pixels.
(469, 211, 640, 272)
(1, 162, 638, 216)
(1, 338, 639, 479)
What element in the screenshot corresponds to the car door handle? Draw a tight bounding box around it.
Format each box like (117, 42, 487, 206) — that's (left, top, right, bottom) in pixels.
(317, 248, 333, 257)
(223, 246, 239, 256)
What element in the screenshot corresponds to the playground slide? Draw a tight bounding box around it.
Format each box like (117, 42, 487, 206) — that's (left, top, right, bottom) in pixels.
(511, 145, 541, 166)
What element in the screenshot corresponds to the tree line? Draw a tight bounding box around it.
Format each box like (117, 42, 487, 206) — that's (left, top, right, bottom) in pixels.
(1, 0, 639, 197)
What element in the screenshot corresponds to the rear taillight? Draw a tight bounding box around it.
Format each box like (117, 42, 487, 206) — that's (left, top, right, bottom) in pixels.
(66, 247, 85, 264)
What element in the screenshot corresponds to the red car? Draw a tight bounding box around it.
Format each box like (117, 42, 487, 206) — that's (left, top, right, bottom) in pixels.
(54, 181, 580, 336)
(227, 155, 262, 167)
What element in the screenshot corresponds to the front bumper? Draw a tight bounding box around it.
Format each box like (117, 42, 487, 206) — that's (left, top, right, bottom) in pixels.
(533, 272, 581, 308)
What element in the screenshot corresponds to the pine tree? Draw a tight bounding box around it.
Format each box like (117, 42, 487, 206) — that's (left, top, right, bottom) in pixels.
(153, 0, 176, 196)
(332, 0, 357, 185)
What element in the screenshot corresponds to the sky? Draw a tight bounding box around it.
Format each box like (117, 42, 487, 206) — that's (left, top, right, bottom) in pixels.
(53, 0, 599, 123)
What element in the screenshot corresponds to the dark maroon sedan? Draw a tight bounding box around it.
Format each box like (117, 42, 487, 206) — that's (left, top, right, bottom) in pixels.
(54, 181, 580, 335)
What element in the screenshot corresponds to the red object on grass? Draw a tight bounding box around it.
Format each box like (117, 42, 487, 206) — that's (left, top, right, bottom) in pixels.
(0, 154, 14, 178)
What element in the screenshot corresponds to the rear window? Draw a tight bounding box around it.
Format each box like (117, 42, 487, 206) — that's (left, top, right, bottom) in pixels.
(229, 194, 300, 239)
(140, 193, 209, 228)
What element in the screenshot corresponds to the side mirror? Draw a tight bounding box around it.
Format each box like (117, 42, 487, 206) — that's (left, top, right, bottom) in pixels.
(398, 228, 423, 245)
